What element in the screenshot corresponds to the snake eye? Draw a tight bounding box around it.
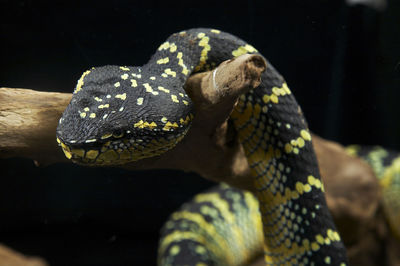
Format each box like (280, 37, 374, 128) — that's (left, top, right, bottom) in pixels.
(113, 129, 124, 138)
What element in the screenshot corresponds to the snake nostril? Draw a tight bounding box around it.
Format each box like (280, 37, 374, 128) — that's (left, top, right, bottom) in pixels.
(78, 98, 91, 107)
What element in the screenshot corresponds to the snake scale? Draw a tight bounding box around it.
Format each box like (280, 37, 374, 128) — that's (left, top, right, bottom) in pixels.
(56, 28, 348, 265)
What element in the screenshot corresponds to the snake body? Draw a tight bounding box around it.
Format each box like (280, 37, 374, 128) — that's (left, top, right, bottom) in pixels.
(160, 145, 400, 265)
(158, 183, 264, 266)
(56, 29, 348, 265)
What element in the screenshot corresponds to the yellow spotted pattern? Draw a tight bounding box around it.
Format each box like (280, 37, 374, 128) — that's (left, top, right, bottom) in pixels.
(232, 44, 258, 57)
(194, 33, 211, 72)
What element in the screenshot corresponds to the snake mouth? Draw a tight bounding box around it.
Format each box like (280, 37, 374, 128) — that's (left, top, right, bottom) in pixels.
(56, 131, 187, 166)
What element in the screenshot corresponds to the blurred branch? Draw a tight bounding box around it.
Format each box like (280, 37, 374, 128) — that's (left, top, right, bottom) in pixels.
(0, 244, 48, 266)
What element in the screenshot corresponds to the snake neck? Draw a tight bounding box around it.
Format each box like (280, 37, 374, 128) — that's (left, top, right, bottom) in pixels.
(143, 31, 202, 88)
(231, 66, 348, 265)
(144, 28, 255, 87)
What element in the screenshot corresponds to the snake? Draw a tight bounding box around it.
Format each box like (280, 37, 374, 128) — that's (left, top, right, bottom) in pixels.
(56, 28, 348, 265)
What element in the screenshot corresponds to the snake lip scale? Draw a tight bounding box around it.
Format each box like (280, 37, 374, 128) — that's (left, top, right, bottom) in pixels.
(56, 28, 349, 265)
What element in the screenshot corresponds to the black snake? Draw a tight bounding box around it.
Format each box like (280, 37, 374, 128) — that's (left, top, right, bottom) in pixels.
(56, 28, 349, 265)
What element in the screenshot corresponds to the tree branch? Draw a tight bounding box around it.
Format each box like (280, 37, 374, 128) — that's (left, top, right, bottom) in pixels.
(0, 244, 48, 266)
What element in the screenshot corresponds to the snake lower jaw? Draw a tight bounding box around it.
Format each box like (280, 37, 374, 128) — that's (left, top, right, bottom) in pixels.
(57, 130, 188, 166)
(59, 143, 167, 166)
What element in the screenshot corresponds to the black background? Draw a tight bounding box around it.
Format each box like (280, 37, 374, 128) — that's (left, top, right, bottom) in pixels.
(1, 0, 399, 265)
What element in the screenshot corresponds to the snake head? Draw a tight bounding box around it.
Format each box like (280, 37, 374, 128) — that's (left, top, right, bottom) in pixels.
(56, 65, 193, 165)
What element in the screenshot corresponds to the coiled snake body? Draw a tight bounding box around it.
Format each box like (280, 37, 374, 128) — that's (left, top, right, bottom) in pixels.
(56, 29, 348, 265)
(161, 146, 400, 265)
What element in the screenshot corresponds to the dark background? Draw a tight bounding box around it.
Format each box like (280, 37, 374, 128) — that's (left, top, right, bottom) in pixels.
(1, 0, 399, 265)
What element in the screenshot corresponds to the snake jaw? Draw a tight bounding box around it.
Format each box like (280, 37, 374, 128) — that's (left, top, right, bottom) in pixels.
(56, 124, 191, 166)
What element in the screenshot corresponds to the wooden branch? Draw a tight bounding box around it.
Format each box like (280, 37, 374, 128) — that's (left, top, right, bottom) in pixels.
(0, 244, 48, 266)
(0, 88, 71, 165)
